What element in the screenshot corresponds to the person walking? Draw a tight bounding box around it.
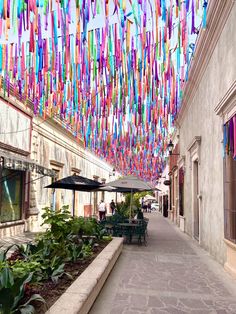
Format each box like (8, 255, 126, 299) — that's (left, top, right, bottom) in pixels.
(110, 200, 116, 215)
(98, 200, 106, 221)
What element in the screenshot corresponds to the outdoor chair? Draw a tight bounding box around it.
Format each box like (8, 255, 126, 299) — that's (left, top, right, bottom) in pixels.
(134, 220, 148, 245)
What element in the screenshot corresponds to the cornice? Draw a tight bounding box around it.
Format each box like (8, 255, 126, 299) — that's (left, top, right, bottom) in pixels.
(0, 142, 30, 156)
(178, 155, 186, 167)
(50, 160, 64, 168)
(214, 80, 236, 120)
(33, 117, 113, 172)
(71, 167, 81, 174)
(187, 136, 201, 152)
(177, 0, 235, 125)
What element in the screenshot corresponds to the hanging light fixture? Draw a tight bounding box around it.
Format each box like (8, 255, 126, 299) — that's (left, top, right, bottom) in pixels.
(167, 140, 180, 156)
(167, 140, 174, 155)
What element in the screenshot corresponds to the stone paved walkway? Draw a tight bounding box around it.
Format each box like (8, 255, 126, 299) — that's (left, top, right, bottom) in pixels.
(90, 213, 236, 314)
(0, 232, 37, 255)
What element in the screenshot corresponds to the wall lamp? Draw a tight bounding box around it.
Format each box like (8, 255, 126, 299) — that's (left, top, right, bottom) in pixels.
(167, 140, 180, 156)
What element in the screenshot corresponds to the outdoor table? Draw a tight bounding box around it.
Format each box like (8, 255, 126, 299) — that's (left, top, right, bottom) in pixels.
(104, 223, 114, 235)
(117, 222, 138, 243)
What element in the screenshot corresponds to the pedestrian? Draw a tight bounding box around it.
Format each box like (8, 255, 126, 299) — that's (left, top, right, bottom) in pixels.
(141, 197, 144, 209)
(110, 199, 116, 215)
(98, 200, 106, 221)
(147, 202, 151, 213)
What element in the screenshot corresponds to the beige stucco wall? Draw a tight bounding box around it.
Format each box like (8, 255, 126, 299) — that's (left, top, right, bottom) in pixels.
(178, 4, 236, 264)
(30, 116, 118, 228)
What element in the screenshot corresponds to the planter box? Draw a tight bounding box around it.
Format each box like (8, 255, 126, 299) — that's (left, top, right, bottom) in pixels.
(46, 237, 123, 314)
(224, 238, 236, 279)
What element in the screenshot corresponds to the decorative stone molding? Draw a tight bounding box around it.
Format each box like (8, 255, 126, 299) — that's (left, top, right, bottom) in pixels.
(188, 136, 201, 168)
(50, 160, 64, 168)
(71, 167, 81, 174)
(214, 80, 236, 123)
(177, 0, 235, 125)
(0, 142, 29, 156)
(178, 155, 186, 172)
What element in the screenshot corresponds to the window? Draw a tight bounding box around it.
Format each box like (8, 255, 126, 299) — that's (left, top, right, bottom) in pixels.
(0, 169, 23, 222)
(223, 115, 236, 243)
(49, 160, 63, 211)
(50, 169, 60, 211)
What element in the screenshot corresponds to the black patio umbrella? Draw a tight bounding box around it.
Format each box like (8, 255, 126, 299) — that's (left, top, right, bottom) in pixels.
(45, 174, 102, 216)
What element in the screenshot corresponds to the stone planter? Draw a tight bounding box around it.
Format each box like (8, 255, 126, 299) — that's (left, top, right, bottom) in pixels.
(224, 238, 236, 279)
(46, 237, 123, 314)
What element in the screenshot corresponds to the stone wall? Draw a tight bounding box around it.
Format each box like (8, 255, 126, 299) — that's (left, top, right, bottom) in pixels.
(177, 3, 236, 264)
(31, 116, 118, 229)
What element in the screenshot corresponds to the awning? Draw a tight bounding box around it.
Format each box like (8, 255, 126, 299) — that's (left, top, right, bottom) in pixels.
(0, 150, 55, 177)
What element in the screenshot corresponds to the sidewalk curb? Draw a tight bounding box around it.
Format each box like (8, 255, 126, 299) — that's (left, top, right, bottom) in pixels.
(46, 237, 123, 314)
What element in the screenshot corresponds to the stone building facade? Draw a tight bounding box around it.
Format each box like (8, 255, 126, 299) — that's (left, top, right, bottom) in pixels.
(0, 94, 117, 237)
(169, 0, 236, 276)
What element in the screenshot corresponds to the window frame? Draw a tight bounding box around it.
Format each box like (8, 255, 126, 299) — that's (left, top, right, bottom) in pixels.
(0, 167, 24, 223)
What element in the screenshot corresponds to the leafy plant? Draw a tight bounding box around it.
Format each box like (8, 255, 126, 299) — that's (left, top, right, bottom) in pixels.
(0, 205, 108, 312)
(41, 206, 72, 242)
(102, 235, 112, 241)
(0, 268, 45, 314)
(10, 260, 43, 283)
(67, 242, 83, 262)
(80, 244, 92, 258)
(0, 245, 16, 263)
(39, 256, 72, 283)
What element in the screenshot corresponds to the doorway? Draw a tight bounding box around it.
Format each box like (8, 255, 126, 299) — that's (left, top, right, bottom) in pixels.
(193, 160, 199, 240)
(163, 195, 168, 217)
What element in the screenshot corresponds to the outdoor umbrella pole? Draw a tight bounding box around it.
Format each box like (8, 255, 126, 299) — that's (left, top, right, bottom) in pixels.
(130, 188, 133, 220)
(73, 190, 76, 217)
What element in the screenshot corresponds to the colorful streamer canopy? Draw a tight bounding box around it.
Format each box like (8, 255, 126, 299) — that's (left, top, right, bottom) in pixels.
(0, 0, 208, 183)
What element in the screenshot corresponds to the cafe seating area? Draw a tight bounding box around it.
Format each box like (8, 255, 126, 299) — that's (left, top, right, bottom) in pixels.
(100, 214, 149, 245)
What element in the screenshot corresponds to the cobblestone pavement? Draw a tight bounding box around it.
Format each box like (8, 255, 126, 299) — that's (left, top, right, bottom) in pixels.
(90, 213, 236, 314)
(0, 232, 37, 255)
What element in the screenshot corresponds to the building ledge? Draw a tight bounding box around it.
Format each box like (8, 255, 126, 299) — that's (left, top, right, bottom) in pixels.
(177, 0, 234, 125)
(0, 220, 25, 229)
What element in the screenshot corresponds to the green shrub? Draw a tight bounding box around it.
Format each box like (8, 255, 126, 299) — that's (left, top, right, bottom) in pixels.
(0, 268, 45, 314)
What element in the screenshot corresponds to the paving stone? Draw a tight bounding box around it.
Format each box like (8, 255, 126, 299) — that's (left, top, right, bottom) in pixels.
(179, 298, 208, 309)
(110, 305, 128, 314)
(150, 309, 169, 314)
(148, 296, 165, 308)
(89, 213, 236, 314)
(130, 294, 148, 307)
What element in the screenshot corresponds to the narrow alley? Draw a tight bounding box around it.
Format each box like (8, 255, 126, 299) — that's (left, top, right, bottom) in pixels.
(90, 213, 236, 314)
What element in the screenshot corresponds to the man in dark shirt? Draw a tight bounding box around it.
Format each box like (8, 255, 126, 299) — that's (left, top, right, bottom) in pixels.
(110, 200, 116, 215)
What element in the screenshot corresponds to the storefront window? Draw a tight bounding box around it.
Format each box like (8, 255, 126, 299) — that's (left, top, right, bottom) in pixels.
(0, 169, 23, 222)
